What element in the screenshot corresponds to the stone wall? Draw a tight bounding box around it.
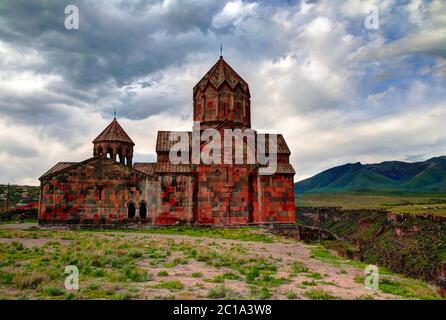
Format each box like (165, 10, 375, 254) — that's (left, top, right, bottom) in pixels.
(39, 158, 157, 225)
(156, 174, 194, 225)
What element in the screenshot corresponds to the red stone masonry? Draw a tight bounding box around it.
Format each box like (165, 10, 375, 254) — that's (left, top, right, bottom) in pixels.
(38, 56, 296, 226)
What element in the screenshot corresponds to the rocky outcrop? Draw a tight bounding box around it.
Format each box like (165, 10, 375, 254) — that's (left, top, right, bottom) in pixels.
(296, 206, 446, 292)
(270, 223, 338, 242)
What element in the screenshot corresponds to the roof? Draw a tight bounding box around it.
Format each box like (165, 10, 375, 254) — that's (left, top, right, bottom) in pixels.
(259, 164, 295, 175)
(193, 56, 249, 96)
(275, 164, 296, 175)
(93, 118, 134, 145)
(134, 163, 156, 176)
(134, 162, 193, 174)
(155, 163, 193, 174)
(39, 157, 153, 181)
(156, 131, 191, 152)
(262, 134, 291, 155)
(39, 162, 77, 180)
(156, 130, 291, 155)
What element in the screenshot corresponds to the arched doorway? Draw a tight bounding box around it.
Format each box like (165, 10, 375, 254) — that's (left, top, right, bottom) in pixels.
(139, 202, 147, 220)
(127, 202, 136, 219)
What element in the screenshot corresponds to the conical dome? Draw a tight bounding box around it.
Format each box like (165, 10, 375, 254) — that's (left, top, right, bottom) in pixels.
(93, 118, 134, 145)
(193, 57, 251, 129)
(193, 56, 249, 96)
(92, 118, 134, 167)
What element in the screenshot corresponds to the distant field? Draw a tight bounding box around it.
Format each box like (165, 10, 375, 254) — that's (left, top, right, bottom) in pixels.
(296, 192, 446, 217)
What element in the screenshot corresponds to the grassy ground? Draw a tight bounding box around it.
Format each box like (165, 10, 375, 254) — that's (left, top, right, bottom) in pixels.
(0, 224, 442, 300)
(296, 192, 446, 217)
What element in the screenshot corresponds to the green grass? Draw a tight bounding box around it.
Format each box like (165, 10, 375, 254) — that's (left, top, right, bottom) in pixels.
(296, 192, 446, 217)
(128, 226, 276, 242)
(305, 272, 323, 279)
(304, 289, 337, 300)
(153, 280, 184, 290)
(191, 272, 203, 278)
(43, 287, 65, 297)
(291, 261, 309, 275)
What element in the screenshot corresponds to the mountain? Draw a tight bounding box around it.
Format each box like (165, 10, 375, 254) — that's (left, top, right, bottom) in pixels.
(295, 156, 446, 193)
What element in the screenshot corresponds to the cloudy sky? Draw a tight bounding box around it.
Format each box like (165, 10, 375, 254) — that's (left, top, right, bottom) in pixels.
(0, 0, 445, 185)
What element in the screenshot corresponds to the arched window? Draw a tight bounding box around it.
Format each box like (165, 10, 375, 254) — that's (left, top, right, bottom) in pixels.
(139, 202, 147, 219)
(107, 147, 113, 159)
(127, 202, 136, 219)
(117, 148, 124, 164)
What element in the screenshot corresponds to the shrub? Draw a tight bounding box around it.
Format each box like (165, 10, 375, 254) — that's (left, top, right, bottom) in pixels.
(92, 268, 106, 277)
(304, 289, 337, 300)
(13, 273, 48, 289)
(119, 267, 152, 282)
(128, 250, 143, 258)
(306, 272, 322, 279)
(157, 271, 169, 277)
(208, 285, 228, 299)
(291, 261, 309, 274)
(64, 292, 76, 300)
(155, 280, 184, 290)
(0, 271, 15, 285)
(259, 286, 271, 300)
(191, 272, 203, 278)
(245, 267, 260, 282)
(43, 287, 65, 297)
(87, 283, 100, 290)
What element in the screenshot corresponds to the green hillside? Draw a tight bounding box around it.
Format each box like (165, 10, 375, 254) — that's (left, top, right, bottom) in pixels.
(295, 156, 446, 194)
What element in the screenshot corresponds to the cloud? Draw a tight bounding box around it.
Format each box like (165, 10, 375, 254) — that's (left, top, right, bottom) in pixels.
(212, 0, 258, 28)
(0, 0, 445, 185)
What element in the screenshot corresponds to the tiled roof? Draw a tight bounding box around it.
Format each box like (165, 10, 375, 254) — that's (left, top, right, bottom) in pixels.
(135, 162, 193, 174)
(40, 157, 154, 181)
(155, 163, 193, 174)
(39, 162, 77, 180)
(259, 164, 295, 175)
(93, 119, 134, 145)
(193, 57, 249, 95)
(275, 164, 296, 175)
(260, 134, 291, 155)
(156, 131, 191, 152)
(134, 163, 156, 176)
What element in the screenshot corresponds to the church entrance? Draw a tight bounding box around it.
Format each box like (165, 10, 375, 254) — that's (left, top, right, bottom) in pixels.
(128, 202, 136, 219)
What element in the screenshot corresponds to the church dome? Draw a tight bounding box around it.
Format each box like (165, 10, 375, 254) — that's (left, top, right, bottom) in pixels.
(93, 118, 134, 145)
(92, 118, 134, 167)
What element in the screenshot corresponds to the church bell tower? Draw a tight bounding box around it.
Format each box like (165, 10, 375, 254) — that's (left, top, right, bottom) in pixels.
(193, 56, 251, 130)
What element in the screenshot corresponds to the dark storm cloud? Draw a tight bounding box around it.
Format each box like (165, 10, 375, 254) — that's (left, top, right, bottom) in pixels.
(0, 0, 227, 124)
(0, 0, 222, 87)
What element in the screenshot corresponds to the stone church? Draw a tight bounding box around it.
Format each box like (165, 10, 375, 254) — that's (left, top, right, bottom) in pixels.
(38, 56, 296, 226)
